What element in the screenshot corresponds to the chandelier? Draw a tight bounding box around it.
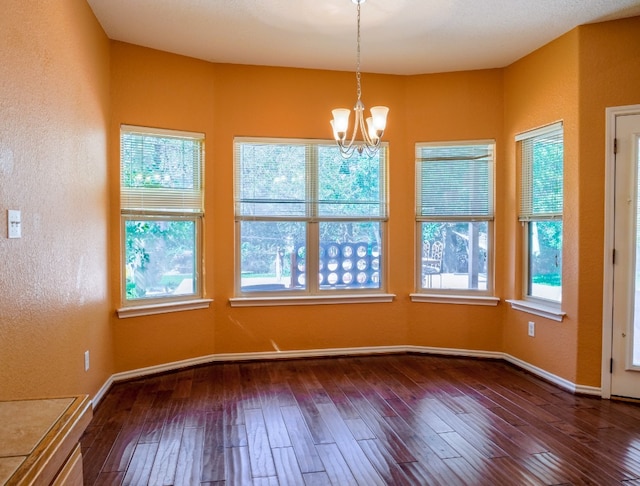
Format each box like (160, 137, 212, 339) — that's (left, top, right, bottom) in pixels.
(330, 0, 389, 159)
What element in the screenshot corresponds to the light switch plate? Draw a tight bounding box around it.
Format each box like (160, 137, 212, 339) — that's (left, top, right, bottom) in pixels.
(8, 209, 21, 238)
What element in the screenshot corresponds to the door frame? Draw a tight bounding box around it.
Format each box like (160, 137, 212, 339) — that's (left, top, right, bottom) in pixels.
(602, 104, 640, 399)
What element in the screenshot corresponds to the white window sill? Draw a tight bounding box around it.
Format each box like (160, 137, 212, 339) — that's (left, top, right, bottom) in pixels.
(229, 293, 395, 307)
(117, 298, 213, 318)
(506, 299, 566, 322)
(410, 293, 500, 306)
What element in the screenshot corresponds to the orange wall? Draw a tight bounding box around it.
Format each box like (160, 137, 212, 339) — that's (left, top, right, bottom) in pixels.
(503, 30, 581, 382)
(108, 43, 506, 372)
(0, 0, 112, 399)
(404, 70, 505, 351)
(503, 17, 640, 387)
(109, 46, 412, 371)
(575, 16, 640, 385)
(109, 17, 639, 386)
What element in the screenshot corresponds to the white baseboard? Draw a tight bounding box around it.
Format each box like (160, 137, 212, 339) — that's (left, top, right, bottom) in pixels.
(91, 345, 602, 407)
(503, 354, 601, 396)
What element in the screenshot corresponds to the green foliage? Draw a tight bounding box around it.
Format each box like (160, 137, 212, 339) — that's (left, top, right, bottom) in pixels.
(125, 219, 196, 298)
(532, 139, 563, 214)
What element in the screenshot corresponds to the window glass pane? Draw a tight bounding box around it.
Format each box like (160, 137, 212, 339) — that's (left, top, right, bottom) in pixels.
(318, 145, 384, 218)
(316, 222, 382, 290)
(519, 124, 563, 219)
(528, 220, 562, 302)
(420, 222, 488, 291)
(236, 143, 307, 217)
(125, 219, 196, 300)
(240, 221, 306, 292)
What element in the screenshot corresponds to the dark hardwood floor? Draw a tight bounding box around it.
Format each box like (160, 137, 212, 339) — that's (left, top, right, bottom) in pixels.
(81, 354, 640, 485)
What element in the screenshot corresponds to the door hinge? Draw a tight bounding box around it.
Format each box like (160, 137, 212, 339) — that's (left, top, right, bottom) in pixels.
(610, 358, 613, 373)
(614, 138, 618, 154)
(613, 248, 616, 265)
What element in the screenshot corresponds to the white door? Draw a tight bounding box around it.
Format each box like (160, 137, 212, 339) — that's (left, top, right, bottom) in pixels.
(612, 112, 640, 399)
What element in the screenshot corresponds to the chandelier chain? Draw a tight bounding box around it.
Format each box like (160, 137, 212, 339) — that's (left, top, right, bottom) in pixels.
(356, 0, 362, 101)
(330, 0, 388, 158)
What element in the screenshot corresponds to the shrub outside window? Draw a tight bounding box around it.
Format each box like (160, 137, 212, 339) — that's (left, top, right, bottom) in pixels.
(415, 141, 495, 294)
(234, 138, 388, 295)
(120, 125, 204, 305)
(517, 122, 563, 303)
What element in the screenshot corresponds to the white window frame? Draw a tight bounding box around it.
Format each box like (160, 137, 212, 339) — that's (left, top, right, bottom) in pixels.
(507, 122, 566, 321)
(411, 140, 497, 306)
(117, 125, 210, 318)
(230, 137, 393, 307)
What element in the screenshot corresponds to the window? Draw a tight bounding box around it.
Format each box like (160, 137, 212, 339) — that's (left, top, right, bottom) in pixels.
(120, 125, 204, 307)
(415, 141, 494, 294)
(517, 122, 563, 303)
(234, 138, 388, 297)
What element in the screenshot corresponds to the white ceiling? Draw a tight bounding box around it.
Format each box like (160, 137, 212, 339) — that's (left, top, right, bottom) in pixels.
(86, 0, 640, 75)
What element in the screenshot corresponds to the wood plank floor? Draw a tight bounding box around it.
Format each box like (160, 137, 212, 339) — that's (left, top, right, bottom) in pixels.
(81, 354, 640, 485)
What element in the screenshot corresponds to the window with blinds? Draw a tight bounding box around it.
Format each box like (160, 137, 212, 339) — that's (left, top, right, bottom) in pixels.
(234, 137, 388, 295)
(415, 141, 495, 294)
(517, 122, 563, 220)
(516, 122, 563, 304)
(120, 125, 205, 306)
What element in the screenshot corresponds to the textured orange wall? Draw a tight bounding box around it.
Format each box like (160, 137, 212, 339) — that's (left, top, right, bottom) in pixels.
(110, 44, 510, 372)
(0, 0, 112, 399)
(502, 18, 640, 388)
(503, 31, 581, 382)
(575, 17, 640, 386)
(109, 46, 410, 371)
(110, 19, 638, 380)
(404, 70, 505, 350)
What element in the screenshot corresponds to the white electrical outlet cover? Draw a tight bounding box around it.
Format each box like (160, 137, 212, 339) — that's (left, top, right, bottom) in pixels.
(8, 209, 21, 239)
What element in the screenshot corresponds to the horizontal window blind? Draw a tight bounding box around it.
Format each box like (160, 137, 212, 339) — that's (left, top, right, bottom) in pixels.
(234, 141, 308, 218)
(121, 126, 204, 213)
(416, 142, 494, 220)
(518, 122, 563, 220)
(234, 138, 387, 220)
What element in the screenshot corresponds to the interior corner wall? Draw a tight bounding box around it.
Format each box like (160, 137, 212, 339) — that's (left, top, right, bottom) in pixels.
(502, 30, 581, 384)
(0, 0, 113, 399)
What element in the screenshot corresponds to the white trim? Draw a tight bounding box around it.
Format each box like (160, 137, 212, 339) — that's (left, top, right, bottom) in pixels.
(515, 120, 563, 142)
(92, 376, 114, 408)
(506, 299, 566, 322)
(410, 293, 500, 306)
(91, 345, 602, 406)
(602, 104, 640, 399)
(229, 293, 395, 307)
(503, 354, 599, 396)
(117, 298, 213, 318)
(121, 124, 204, 140)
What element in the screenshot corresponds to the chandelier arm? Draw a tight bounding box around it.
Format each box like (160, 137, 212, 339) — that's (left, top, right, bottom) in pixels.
(358, 107, 374, 146)
(337, 107, 362, 155)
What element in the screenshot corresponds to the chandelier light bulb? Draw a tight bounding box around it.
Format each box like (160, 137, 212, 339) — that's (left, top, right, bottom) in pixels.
(370, 106, 389, 132)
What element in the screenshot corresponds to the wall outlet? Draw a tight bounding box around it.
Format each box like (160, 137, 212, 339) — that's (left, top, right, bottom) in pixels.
(528, 321, 535, 337)
(84, 350, 90, 371)
(7, 209, 21, 238)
